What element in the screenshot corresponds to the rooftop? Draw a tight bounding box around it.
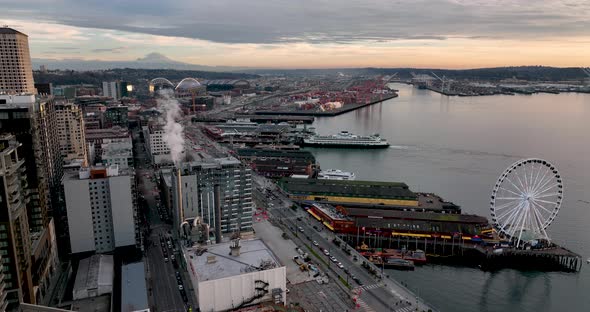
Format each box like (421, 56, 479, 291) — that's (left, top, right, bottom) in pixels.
(0, 27, 26, 36)
(121, 262, 149, 312)
(278, 178, 417, 200)
(71, 294, 111, 312)
(73, 255, 114, 300)
(188, 239, 280, 282)
(237, 148, 315, 160)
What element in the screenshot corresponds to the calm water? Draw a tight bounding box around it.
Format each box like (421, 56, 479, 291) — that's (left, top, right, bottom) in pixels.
(308, 83, 590, 312)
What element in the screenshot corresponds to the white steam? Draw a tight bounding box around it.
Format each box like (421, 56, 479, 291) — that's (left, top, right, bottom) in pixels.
(157, 90, 185, 165)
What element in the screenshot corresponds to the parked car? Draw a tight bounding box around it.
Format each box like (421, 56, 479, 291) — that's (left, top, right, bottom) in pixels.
(323, 250, 330, 256)
(312, 241, 319, 246)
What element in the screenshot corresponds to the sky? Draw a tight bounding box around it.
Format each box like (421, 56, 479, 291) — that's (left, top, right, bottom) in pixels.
(2, 0, 590, 69)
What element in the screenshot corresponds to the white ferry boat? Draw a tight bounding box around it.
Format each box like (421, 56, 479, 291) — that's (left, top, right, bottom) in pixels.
(318, 169, 356, 180)
(302, 131, 389, 148)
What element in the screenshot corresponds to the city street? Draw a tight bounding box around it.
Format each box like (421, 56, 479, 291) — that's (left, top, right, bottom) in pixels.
(252, 174, 434, 312)
(133, 129, 196, 312)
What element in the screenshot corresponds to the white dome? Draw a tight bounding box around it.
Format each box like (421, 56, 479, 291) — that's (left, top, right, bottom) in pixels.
(176, 78, 201, 91)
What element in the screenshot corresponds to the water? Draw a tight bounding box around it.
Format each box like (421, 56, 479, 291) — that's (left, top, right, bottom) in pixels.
(307, 83, 590, 312)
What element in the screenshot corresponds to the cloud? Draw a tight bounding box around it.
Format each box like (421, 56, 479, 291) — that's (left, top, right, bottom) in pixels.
(3, 0, 589, 45)
(91, 46, 126, 53)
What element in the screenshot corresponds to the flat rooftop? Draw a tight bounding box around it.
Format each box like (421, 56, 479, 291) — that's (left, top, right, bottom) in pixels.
(188, 239, 280, 282)
(278, 178, 417, 200)
(312, 203, 351, 221)
(121, 262, 149, 312)
(71, 294, 111, 312)
(237, 148, 315, 160)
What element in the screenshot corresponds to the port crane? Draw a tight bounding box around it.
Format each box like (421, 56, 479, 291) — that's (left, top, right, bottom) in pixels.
(431, 72, 451, 93)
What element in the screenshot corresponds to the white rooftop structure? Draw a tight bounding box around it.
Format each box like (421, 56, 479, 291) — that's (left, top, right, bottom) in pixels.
(73, 255, 114, 300)
(185, 239, 286, 311)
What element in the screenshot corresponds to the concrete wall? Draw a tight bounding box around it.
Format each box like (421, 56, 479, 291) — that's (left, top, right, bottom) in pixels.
(197, 266, 286, 312)
(109, 176, 136, 248)
(64, 179, 95, 253)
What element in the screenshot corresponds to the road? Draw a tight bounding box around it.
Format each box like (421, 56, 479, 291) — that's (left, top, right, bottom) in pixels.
(252, 174, 435, 312)
(132, 129, 196, 312)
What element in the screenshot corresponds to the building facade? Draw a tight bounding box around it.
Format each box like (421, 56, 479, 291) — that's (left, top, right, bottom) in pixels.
(104, 106, 128, 128)
(101, 82, 119, 101)
(143, 122, 176, 164)
(0, 28, 35, 94)
(63, 165, 139, 254)
(101, 140, 133, 169)
(55, 102, 87, 164)
(0, 135, 34, 308)
(172, 158, 253, 237)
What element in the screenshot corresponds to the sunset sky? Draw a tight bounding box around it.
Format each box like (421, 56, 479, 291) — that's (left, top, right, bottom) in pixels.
(3, 0, 590, 68)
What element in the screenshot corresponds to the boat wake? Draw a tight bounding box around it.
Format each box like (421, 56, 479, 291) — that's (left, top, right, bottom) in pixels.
(389, 145, 409, 150)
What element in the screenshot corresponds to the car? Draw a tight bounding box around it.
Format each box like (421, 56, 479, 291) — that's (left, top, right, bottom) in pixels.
(176, 271, 181, 278)
(298, 227, 304, 233)
(343, 268, 350, 274)
(171, 255, 176, 260)
(323, 250, 330, 256)
(338, 262, 345, 269)
(312, 241, 319, 246)
(330, 257, 338, 263)
(164, 257, 169, 262)
(297, 217, 302, 221)
(178, 285, 184, 291)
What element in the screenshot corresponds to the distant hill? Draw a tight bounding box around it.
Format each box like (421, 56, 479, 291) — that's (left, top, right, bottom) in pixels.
(249, 66, 590, 81)
(33, 68, 259, 86)
(32, 52, 253, 72)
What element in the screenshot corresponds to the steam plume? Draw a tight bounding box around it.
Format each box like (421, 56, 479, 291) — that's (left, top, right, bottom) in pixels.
(157, 90, 185, 164)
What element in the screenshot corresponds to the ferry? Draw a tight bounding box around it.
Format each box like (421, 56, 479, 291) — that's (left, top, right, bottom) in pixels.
(318, 169, 356, 180)
(302, 131, 389, 148)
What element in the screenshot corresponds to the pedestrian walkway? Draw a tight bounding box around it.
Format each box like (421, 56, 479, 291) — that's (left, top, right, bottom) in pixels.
(354, 283, 384, 292)
(356, 298, 376, 312)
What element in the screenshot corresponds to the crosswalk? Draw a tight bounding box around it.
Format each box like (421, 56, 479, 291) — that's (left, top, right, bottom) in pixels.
(356, 297, 376, 312)
(355, 283, 383, 292)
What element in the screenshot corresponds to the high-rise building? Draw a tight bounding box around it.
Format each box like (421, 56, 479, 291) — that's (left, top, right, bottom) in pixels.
(171, 157, 253, 237)
(55, 101, 87, 164)
(0, 252, 7, 311)
(0, 95, 62, 306)
(101, 139, 133, 169)
(0, 134, 34, 308)
(0, 27, 35, 94)
(102, 82, 119, 101)
(63, 165, 139, 254)
(0, 28, 60, 308)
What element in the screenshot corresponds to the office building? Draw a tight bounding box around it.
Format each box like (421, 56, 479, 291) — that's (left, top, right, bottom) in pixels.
(0, 27, 35, 94)
(0, 95, 61, 306)
(63, 165, 139, 254)
(1, 28, 60, 307)
(171, 157, 253, 237)
(0, 135, 34, 308)
(104, 106, 128, 128)
(143, 122, 179, 164)
(101, 139, 133, 169)
(85, 127, 130, 164)
(101, 82, 119, 101)
(55, 102, 87, 164)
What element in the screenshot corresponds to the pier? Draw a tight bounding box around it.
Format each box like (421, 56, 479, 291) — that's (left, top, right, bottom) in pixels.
(336, 233, 583, 273)
(254, 94, 398, 116)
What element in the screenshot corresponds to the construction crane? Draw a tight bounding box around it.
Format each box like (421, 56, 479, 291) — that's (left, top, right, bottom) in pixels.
(431, 72, 451, 93)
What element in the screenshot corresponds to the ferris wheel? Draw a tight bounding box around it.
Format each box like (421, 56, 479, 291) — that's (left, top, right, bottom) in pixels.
(490, 158, 563, 247)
